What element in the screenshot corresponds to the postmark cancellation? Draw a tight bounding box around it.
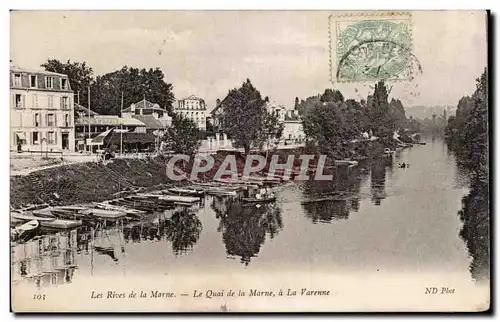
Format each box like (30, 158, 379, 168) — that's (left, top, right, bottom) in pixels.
(329, 11, 418, 84)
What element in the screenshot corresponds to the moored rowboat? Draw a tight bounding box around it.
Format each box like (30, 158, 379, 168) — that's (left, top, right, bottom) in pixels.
(41, 219, 82, 229)
(241, 196, 276, 204)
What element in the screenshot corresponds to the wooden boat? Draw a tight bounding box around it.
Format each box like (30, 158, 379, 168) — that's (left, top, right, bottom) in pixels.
(10, 216, 25, 227)
(15, 204, 50, 212)
(41, 219, 82, 229)
(241, 196, 276, 204)
(166, 187, 204, 196)
(12, 219, 39, 234)
(93, 203, 145, 216)
(11, 212, 56, 222)
(205, 189, 238, 196)
(11, 220, 39, 240)
(89, 208, 127, 221)
(32, 208, 56, 218)
(301, 196, 348, 204)
(53, 206, 90, 213)
(159, 195, 200, 203)
(48, 207, 92, 220)
(335, 160, 359, 168)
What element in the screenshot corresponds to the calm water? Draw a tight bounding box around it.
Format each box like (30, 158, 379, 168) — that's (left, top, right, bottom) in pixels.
(12, 138, 475, 287)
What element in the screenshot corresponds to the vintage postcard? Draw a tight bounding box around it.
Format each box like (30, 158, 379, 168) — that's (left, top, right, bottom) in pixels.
(10, 10, 490, 312)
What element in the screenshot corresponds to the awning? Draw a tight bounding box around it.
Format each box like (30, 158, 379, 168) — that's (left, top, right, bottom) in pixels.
(16, 133, 26, 140)
(90, 129, 114, 145)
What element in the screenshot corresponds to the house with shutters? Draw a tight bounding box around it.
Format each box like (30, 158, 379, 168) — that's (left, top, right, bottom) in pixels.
(10, 67, 75, 152)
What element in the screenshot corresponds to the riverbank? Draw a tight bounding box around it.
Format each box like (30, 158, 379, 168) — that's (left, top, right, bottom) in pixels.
(10, 157, 177, 209)
(10, 140, 397, 209)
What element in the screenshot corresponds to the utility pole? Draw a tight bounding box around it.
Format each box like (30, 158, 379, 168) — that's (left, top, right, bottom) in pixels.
(120, 91, 124, 155)
(88, 86, 91, 153)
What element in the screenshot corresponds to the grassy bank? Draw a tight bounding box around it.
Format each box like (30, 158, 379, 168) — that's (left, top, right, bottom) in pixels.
(10, 158, 175, 209)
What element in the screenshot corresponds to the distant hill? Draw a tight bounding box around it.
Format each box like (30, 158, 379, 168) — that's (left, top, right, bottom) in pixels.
(405, 105, 457, 120)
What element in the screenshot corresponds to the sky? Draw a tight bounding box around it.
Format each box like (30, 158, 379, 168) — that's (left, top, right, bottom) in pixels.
(10, 10, 487, 111)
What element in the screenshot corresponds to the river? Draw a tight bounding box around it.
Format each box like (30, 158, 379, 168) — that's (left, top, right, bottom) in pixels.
(11, 138, 487, 309)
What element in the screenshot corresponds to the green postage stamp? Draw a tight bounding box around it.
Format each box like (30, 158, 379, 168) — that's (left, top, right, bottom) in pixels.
(330, 11, 416, 83)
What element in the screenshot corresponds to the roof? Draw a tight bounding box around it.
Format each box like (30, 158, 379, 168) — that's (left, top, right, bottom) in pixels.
(75, 116, 146, 127)
(179, 95, 205, 101)
(131, 115, 165, 130)
(75, 103, 99, 116)
(10, 67, 68, 77)
(106, 132, 156, 145)
(122, 99, 166, 113)
(90, 129, 113, 145)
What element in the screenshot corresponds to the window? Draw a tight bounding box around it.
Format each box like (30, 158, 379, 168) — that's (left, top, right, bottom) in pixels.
(13, 74, 21, 87)
(61, 79, 68, 90)
(47, 114, 55, 127)
(48, 96, 54, 108)
(32, 94, 38, 108)
(47, 131, 55, 144)
(64, 114, 70, 127)
(45, 77, 53, 89)
(30, 75, 37, 88)
(61, 97, 69, 109)
(32, 132, 39, 145)
(34, 113, 40, 127)
(14, 94, 23, 108)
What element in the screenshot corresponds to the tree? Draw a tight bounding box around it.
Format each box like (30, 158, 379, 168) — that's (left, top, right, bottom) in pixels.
(446, 68, 489, 281)
(220, 79, 281, 153)
(296, 94, 321, 116)
(41, 59, 94, 106)
(91, 66, 175, 115)
(320, 88, 344, 103)
(162, 116, 200, 155)
(294, 97, 299, 109)
(302, 101, 355, 157)
(369, 81, 394, 138)
(389, 98, 407, 130)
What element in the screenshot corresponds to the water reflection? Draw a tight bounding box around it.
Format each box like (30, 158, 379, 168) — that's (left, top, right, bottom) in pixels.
(12, 207, 204, 288)
(211, 196, 283, 266)
(164, 209, 202, 255)
(300, 165, 369, 224)
(12, 230, 78, 288)
(370, 159, 389, 206)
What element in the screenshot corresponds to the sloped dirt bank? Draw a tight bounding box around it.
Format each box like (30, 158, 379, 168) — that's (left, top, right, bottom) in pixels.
(10, 157, 175, 209)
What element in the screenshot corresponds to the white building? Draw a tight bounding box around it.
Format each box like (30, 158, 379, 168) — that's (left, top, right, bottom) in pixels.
(174, 95, 207, 130)
(266, 101, 305, 143)
(10, 67, 75, 152)
(122, 98, 172, 128)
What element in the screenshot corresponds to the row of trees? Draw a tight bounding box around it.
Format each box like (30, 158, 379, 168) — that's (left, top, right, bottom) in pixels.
(445, 68, 489, 282)
(41, 59, 176, 115)
(41, 59, 412, 158)
(42, 60, 283, 155)
(298, 81, 409, 158)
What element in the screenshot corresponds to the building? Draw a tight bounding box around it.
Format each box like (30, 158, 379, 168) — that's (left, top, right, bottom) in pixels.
(10, 67, 75, 152)
(282, 110, 304, 143)
(75, 115, 147, 152)
(266, 101, 305, 144)
(174, 95, 207, 130)
(210, 98, 305, 149)
(122, 99, 172, 128)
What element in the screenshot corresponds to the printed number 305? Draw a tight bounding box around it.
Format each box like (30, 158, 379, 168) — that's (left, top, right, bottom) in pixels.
(33, 294, 46, 300)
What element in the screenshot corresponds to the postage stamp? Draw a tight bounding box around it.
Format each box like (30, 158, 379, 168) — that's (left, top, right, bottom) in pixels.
(329, 11, 417, 83)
